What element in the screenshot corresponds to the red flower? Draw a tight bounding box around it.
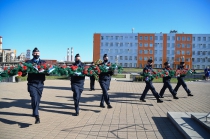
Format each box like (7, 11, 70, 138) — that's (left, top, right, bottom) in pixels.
(37, 65, 41, 69)
(107, 63, 111, 66)
(43, 64, 47, 69)
(161, 74, 164, 77)
(18, 71, 22, 76)
(145, 70, 148, 73)
(97, 70, 101, 74)
(153, 71, 157, 74)
(90, 70, 93, 75)
(8, 70, 10, 74)
(71, 66, 78, 71)
(83, 69, 88, 75)
(10, 66, 14, 70)
(23, 66, 27, 70)
(165, 72, 169, 75)
(4, 67, 7, 70)
(62, 65, 67, 69)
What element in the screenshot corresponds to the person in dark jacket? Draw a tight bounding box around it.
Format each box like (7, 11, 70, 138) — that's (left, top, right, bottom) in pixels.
(70, 54, 85, 116)
(25, 47, 46, 124)
(140, 59, 163, 103)
(159, 62, 179, 99)
(174, 62, 193, 96)
(89, 62, 95, 91)
(99, 54, 113, 108)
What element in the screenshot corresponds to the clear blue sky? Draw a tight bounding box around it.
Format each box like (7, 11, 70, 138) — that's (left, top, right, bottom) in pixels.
(0, 0, 210, 61)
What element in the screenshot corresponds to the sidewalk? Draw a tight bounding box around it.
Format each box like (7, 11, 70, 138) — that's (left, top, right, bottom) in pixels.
(0, 80, 210, 139)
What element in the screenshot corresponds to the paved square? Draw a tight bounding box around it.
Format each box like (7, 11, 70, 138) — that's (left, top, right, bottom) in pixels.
(0, 80, 210, 139)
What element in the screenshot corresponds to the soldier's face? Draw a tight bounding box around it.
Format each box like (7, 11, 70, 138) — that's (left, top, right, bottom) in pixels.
(33, 52, 40, 56)
(75, 57, 80, 61)
(104, 57, 108, 61)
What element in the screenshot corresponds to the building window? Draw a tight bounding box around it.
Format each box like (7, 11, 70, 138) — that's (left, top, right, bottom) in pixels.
(144, 36, 148, 40)
(182, 51, 185, 55)
(193, 51, 195, 55)
(177, 44, 180, 48)
(124, 63, 127, 67)
(150, 36, 153, 40)
(160, 36, 163, 40)
(139, 43, 143, 47)
(129, 56, 132, 60)
(115, 42, 119, 46)
(172, 36, 175, 40)
(203, 44, 206, 48)
(193, 37, 195, 41)
(110, 36, 113, 40)
(150, 43, 153, 47)
(155, 36, 158, 40)
(167, 50, 170, 54)
(197, 58, 200, 62)
(187, 51, 190, 55)
(155, 57, 157, 61)
(182, 37, 186, 41)
(177, 51, 180, 55)
(144, 57, 148, 61)
(135, 36, 138, 40)
(120, 56, 123, 60)
(139, 57, 142, 61)
(155, 43, 158, 47)
(167, 36, 170, 40)
(187, 37, 191, 41)
(129, 63, 132, 67)
(120, 36, 123, 40)
(172, 50, 174, 54)
(106, 36, 109, 40)
(105, 42, 108, 46)
(125, 56, 128, 60)
(167, 43, 170, 47)
(139, 36, 143, 40)
(110, 42, 113, 46)
(177, 36, 180, 41)
(135, 56, 137, 60)
(144, 50, 148, 54)
(139, 64, 142, 68)
(130, 43, 132, 47)
(144, 43, 148, 47)
(150, 50, 153, 54)
(198, 37, 201, 41)
(187, 44, 190, 48)
(203, 37, 206, 41)
(115, 36, 119, 40)
(159, 57, 162, 61)
(101, 36, 104, 40)
(139, 50, 143, 54)
(208, 37, 210, 41)
(172, 43, 175, 48)
(182, 44, 185, 48)
(193, 44, 195, 48)
(120, 43, 123, 46)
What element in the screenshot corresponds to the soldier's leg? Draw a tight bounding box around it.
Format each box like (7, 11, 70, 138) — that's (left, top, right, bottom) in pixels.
(180, 78, 191, 94)
(72, 85, 80, 113)
(174, 78, 181, 93)
(166, 81, 177, 96)
(28, 85, 41, 116)
(99, 80, 110, 105)
(148, 81, 160, 99)
(140, 82, 150, 100)
(159, 82, 167, 97)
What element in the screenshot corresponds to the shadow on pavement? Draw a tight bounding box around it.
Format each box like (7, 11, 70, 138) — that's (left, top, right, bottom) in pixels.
(0, 117, 32, 128)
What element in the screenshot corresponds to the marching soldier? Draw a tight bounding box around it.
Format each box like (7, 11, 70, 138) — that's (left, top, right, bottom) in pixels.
(174, 62, 193, 96)
(140, 59, 163, 103)
(70, 54, 85, 116)
(25, 47, 46, 124)
(159, 62, 179, 99)
(99, 54, 113, 108)
(89, 62, 95, 91)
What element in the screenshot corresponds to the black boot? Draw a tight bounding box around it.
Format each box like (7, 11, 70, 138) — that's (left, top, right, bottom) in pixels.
(100, 104, 105, 108)
(157, 99, 163, 103)
(140, 99, 146, 102)
(173, 95, 179, 99)
(188, 93, 193, 96)
(107, 104, 112, 109)
(35, 116, 40, 124)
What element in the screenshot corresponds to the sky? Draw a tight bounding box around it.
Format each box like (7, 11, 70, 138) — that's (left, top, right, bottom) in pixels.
(0, 0, 210, 62)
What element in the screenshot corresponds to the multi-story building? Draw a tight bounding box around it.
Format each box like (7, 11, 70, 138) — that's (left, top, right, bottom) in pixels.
(93, 31, 210, 69)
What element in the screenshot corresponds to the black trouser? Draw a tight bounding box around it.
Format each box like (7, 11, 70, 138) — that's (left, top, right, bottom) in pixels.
(90, 76, 95, 90)
(140, 81, 160, 100)
(174, 77, 191, 94)
(27, 81, 44, 117)
(99, 79, 110, 106)
(159, 80, 177, 97)
(71, 81, 84, 113)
